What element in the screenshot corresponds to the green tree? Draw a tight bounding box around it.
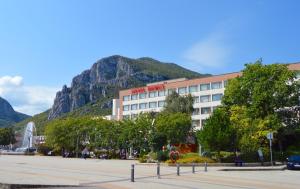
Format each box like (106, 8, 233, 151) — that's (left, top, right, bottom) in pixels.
(197, 107, 235, 154)
(156, 112, 192, 144)
(0, 127, 16, 145)
(163, 92, 194, 114)
(223, 60, 299, 119)
(120, 113, 153, 153)
(45, 116, 98, 153)
(221, 61, 299, 154)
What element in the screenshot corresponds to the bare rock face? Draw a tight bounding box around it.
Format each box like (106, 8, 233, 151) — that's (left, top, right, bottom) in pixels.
(48, 55, 133, 119)
(48, 55, 203, 120)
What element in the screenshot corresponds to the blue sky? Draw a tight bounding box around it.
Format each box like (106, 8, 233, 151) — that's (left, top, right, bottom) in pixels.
(0, 0, 300, 115)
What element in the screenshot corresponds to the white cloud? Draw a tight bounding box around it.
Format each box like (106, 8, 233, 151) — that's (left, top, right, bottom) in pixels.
(183, 32, 232, 71)
(0, 76, 59, 116)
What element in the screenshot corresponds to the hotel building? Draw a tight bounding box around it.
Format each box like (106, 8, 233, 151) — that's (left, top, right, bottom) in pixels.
(111, 63, 300, 130)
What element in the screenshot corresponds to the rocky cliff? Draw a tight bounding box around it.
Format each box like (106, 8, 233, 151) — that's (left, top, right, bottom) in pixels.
(0, 97, 30, 127)
(48, 55, 207, 119)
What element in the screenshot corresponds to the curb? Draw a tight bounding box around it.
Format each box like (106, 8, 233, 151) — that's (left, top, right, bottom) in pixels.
(0, 183, 77, 189)
(218, 166, 287, 171)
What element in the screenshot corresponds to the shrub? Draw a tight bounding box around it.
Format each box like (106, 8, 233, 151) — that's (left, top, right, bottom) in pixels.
(157, 151, 169, 162)
(166, 155, 215, 164)
(219, 151, 235, 163)
(181, 153, 199, 159)
(148, 152, 158, 160)
(37, 144, 52, 156)
(139, 155, 147, 163)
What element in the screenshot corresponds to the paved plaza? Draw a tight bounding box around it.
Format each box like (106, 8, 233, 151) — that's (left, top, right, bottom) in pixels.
(0, 155, 299, 189)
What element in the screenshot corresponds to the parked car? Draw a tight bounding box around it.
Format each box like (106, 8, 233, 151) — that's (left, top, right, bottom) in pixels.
(287, 155, 300, 170)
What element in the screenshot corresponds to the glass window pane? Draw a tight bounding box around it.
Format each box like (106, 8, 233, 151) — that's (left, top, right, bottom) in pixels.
(178, 87, 187, 94)
(131, 104, 138, 110)
(149, 102, 157, 108)
(189, 85, 198, 93)
(212, 93, 223, 101)
(189, 86, 198, 93)
(139, 93, 147, 99)
(211, 82, 222, 89)
(192, 120, 200, 128)
(123, 95, 130, 101)
(131, 114, 138, 119)
(158, 101, 165, 107)
(131, 94, 138, 100)
(149, 91, 157, 98)
(200, 83, 210, 91)
(193, 96, 199, 103)
(224, 80, 228, 87)
(201, 107, 211, 114)
(139, 103, 147, 109)
(200, 95, 210, 103)
(192, 108, 200, 115)
(123, 105, 129, 111)
(158, 90, 165, 97)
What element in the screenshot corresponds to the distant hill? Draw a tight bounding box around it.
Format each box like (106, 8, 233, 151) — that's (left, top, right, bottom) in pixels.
(0, 97, 30, 128)
(48, 55, 209, 119)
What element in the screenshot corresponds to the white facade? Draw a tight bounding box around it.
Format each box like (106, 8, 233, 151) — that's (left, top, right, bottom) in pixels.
(117, 78, 229, 130)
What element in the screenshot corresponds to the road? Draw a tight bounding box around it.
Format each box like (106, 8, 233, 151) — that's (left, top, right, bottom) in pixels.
(0, 155, 299, 189)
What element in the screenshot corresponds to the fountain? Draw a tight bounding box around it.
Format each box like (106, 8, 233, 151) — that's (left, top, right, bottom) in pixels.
(0, 121, 37, 155)
(15, 122, 36, 152)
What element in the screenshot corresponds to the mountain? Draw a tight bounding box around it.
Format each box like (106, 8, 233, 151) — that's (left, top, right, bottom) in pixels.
(0, 97, 30, 128)
(48, 55, 209, 119)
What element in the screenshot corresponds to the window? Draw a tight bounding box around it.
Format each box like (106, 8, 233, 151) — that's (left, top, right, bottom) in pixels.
(201, 119, 207, 127)
(149, 102, 157, 108)
(131, 114, 138, 119)
(158, 100, 165, 107)
(200, 95, 210, 103)
(224, 80, 228, 87)
(123, 115, 130, 120)
(158, 90, 165, 97)
(201, 107, 211, 114)
(168, 88, 176, 95)
(131, 104, 138, 110)
(149, 91, 157, 98)
(139, 93, 147, 99)
(131, 94, 138, 100)
(189, 85, 198, 93)
(192, 120, 200, 128)
(123, 95, 130, 101)
(212, 93, 223, 101)
(193, 96, 199, 103)
(123, 105, 130, 111)
(200, 83, 210, 91)
(139, 103, 147, 109)
(211, 82, 222, 89)
(178, 87, 187, 94)
(193, 108, 200, 115)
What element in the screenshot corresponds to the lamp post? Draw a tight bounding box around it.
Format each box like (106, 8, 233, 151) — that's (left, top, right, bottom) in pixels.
(76, 130, 79, 158)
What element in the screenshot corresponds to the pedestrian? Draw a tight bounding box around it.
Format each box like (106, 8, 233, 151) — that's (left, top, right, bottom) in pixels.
(82, 147, 89, 160)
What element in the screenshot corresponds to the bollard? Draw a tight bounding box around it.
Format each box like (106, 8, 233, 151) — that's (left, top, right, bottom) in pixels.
(204, 162, 207, 172)
(177, 163, 180, 176)
(131, 164, 135, 182)
(192, 163, 195, 173)
(157, 162, 160, 179)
